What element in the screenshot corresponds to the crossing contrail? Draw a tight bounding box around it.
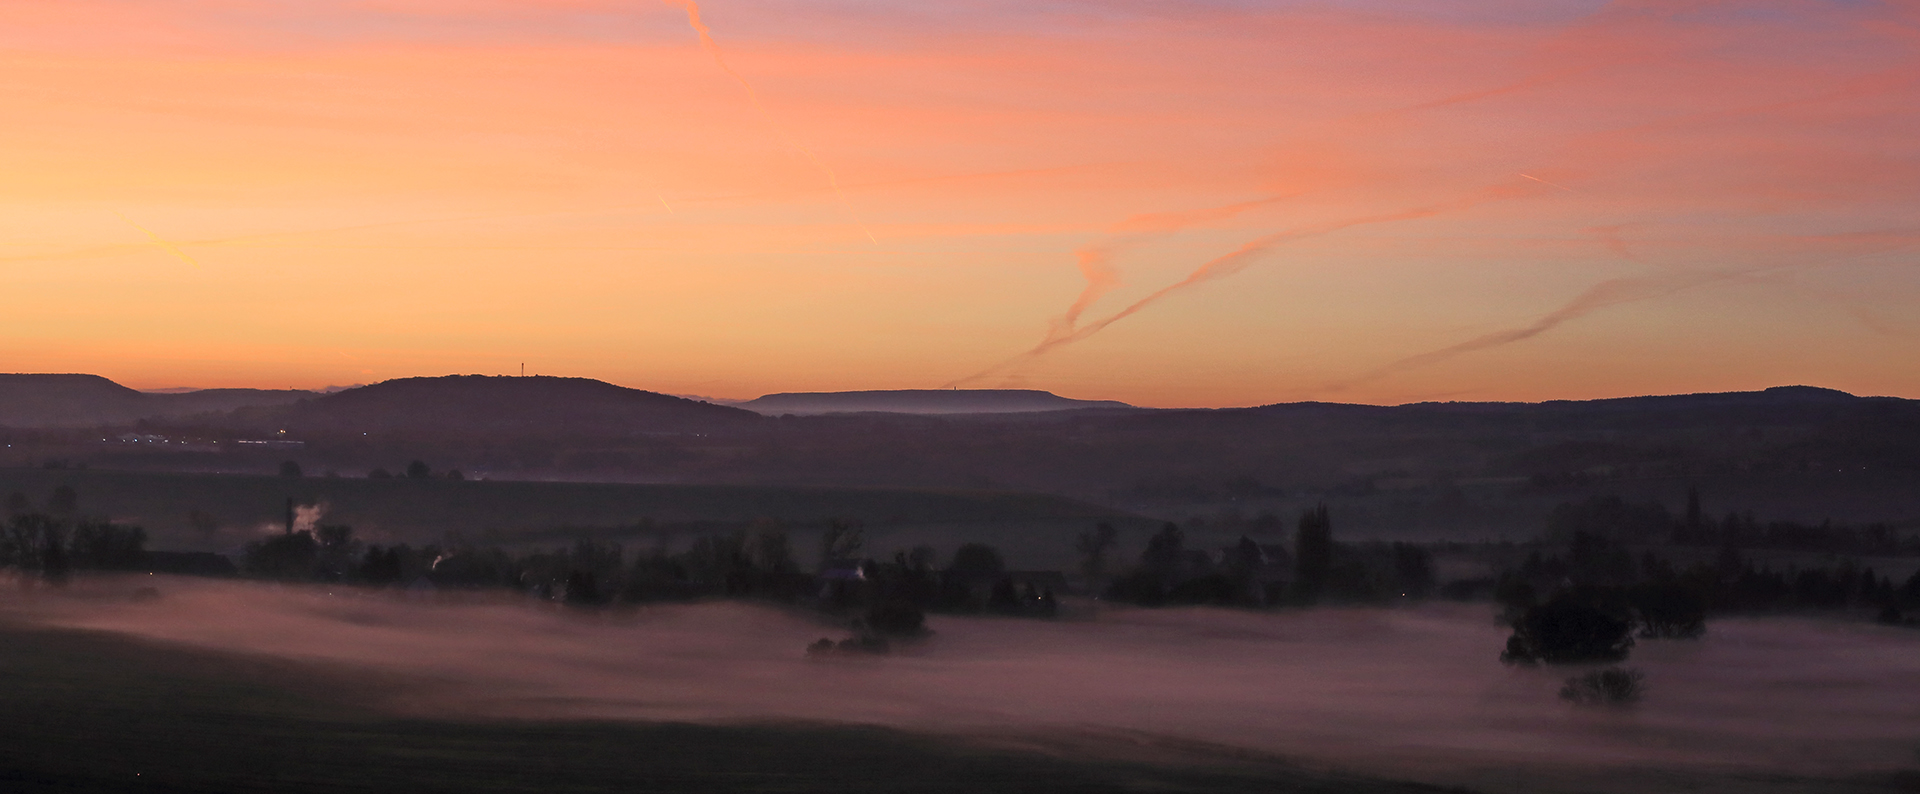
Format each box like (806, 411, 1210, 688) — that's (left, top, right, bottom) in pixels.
(947, 185, 1534, 387)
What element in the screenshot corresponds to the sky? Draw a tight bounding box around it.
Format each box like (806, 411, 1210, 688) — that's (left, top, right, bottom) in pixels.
(1, 0, 1916, 407)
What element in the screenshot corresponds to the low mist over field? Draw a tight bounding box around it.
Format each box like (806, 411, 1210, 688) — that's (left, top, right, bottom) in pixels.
(15, 577, 1917, 794)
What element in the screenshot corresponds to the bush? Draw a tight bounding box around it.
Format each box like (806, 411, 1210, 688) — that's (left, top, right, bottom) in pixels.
(1559, 667, 1645, 705)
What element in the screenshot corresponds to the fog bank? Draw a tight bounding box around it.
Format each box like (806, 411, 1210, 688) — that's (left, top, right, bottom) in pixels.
(12, 577, 1918, 793)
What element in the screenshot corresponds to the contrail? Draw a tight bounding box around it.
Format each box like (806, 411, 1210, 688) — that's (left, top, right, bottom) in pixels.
(660, 0, 876, 244)
(947, 185, 1532, 387)
(1044, 193, 1301, 349)
(113, 212, 200, 269)
(1518, 173, 1576, 192)
(1321, 233, 1920, 393)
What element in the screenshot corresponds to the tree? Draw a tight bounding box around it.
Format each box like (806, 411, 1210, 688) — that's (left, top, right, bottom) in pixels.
(1495, 573, 1538, 622)
(987, 577, 1022, 614)
(317, 525, 354, 551)
(1568, 530, 1636, 586)
(748, 528, 796, 575)
(819, 521, 864, 568)
(1391, 542, 1435, 597)
(5, 492, 29, 516)
(1294, 504, 1332, 602)
(41, 531, 70, 587)
(905, 545, 937, 571)
(47, 485, 78, 515)
(1075, 523, 1118, 589)
(278, 460, 303, 478)
(244, 531, 319, 579)
(947, 543, 1005, 582)
(359, 545, 404, 585)
(563, 570, 605, 606)
(1103, 568, 1166, 607)
(1223, 535, 1263, 590)
(405, 460, 432, 479)
(1140, 523, 1184, 582)
(445, 469, 465, 481)
(1502, 593, 1635, 665)
(1630, 582, 1706, 639)
(2, 514, 60, 573)
(368, 468, 394, 479)
(1682, 486, 1704, 539)
(865, 600, 925, 636)
(69, 521, 148, 570)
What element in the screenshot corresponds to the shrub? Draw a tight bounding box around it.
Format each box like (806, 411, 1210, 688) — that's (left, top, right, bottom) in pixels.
(1559, 667, 1645, 705)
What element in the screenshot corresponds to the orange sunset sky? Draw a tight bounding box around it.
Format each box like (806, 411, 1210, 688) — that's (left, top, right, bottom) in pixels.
(2, 0, 1916, 407)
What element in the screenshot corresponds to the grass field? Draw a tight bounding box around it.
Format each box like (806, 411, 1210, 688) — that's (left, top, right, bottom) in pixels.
(0, 618, 1436, 794)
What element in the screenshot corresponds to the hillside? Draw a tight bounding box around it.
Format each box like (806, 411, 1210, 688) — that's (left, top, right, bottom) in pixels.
(0, 374, 310, 428)
(738, 389, 1134, 415)
(16, 380, 1920, 542)
(257, 375, 763, 437)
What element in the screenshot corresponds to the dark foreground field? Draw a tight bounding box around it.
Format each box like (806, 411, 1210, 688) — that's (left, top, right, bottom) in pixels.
(0, 621, 1437, 794)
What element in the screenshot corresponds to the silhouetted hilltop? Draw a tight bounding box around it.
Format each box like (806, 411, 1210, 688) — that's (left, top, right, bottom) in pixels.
(0, 374, 310, 428)
(263, 375, 762, 437)
(738, 389, 1134, 415)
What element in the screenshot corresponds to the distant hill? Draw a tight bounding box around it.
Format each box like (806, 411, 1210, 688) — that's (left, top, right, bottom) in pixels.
(259, 375, 762, 437)
(737, 389, 1135, 415)
(0, 374, 311, 428)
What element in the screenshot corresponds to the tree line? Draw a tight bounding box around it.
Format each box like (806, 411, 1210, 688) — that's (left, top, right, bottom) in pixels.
(2, 487, 149, 585)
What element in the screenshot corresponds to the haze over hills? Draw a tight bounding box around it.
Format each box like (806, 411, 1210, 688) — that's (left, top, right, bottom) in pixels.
(0, 374, 313, 428)
(735, 389, 1135, 415)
